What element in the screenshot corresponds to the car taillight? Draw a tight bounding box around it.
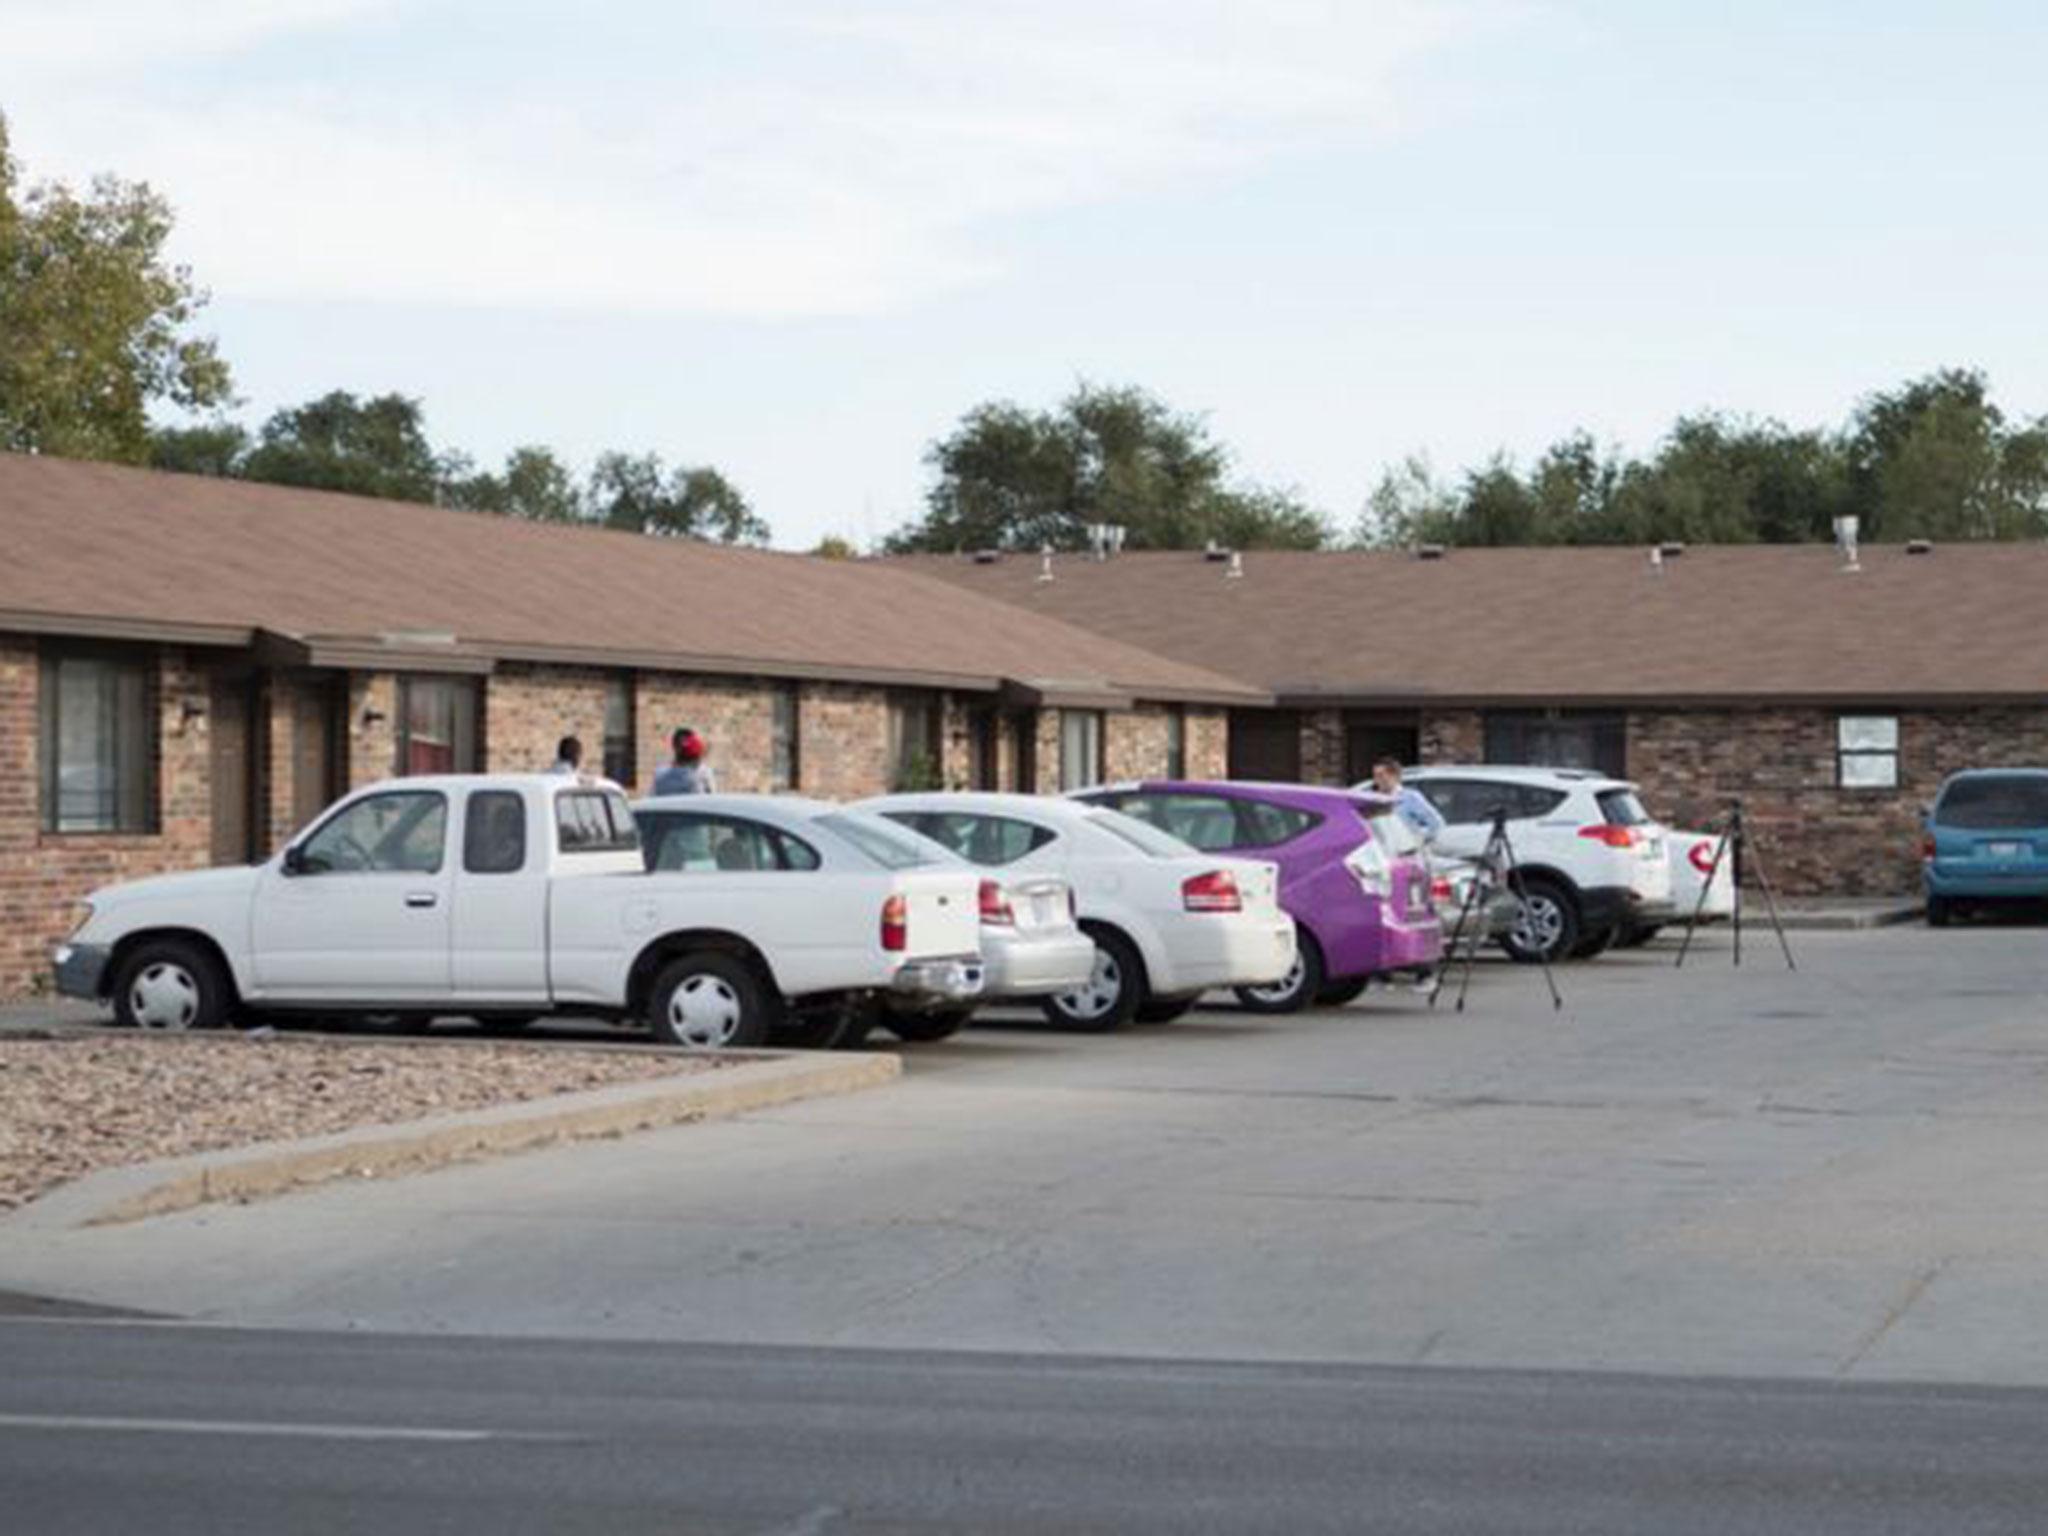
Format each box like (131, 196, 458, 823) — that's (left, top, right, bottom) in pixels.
(881, 893, 908, 952)
(1579, 825, 1637, 849)
(978, 879, 1014, 927)
(1430, 876, 1453, 904)
(1920, 834, 1936, 863)
(1688, 839, 1718, 875)
(1182, 870, 1242, 912)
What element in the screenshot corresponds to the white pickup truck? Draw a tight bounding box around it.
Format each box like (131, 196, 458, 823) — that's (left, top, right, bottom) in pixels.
(53, 775, 985, 1047)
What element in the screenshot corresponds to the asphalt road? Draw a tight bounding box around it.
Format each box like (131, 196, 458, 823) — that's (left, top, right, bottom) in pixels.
(6, 1317, 2047, 1535)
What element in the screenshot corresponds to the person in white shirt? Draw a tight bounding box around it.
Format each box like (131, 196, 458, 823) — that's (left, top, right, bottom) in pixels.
(549, 735, 583, 776)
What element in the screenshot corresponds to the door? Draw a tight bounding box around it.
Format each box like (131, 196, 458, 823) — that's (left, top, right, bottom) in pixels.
(1008, 710, 1038, 794)
(966, 706, 1000, 791)
(1344, 714, 1421, 785)
(451, 787, 549, 1001)
(1228, 709, 1301, 781)
(208, 674, 259, 865)
(251, 787, 455, 1000)
(291, 676, 346, 835)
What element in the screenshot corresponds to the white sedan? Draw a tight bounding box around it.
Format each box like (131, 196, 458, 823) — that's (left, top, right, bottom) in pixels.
(857, 793, 1296, 1031)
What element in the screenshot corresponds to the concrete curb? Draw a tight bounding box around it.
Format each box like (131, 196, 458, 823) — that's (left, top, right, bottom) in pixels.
(10, 1050, 900, 1231)
(1769, 903, 1923, 932)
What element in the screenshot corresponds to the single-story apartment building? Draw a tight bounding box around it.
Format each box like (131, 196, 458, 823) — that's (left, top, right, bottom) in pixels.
(906, 542, 2048, 898)
(0, 455, 1258, 995)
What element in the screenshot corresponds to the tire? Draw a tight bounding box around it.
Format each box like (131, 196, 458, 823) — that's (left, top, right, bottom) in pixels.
(1042, 927, 1147, 1033)
(111, 938, 233, 1031)
(1570, 925, 1618, 961)
(475, 1015, 537, 1036)
(882, 1007, 975, 1043)
(1927, 895, 1952, 928)
(647, 951, 776, 1049)
(1235, 931, 1326, 1015)
(1314, 976, 1371, 1008)
(1614, 925, 1662, 950)
(1502, 877, 1580, 965)
(774, 1001, 859, 1051)
(1134, 996, 1200, 1024)
(834, 1003, 880, 1051)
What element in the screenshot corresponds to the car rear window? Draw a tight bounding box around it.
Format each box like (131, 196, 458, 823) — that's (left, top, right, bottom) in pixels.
(1087, 809, 1196, 858)
(1935, 775, 2048, 830)
(884, 810, 1056, 866)
(816, 812, 941, 869)
(1596, 789, 1651, 827)
(556, 789, 638, 852)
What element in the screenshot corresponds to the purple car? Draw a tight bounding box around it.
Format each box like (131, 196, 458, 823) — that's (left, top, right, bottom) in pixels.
(1075, 781, 1443, 1012)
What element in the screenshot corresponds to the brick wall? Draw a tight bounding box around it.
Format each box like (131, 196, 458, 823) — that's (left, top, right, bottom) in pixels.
(1299, 709, 1345, 783)
(488, 663, 613, 780)
(348, 673, 397, 789)
(0, 640, 215, 997)
(1105, 707, 1168, 782)
(799, 682, 893, 798)
(1420, 710, 1485, 764)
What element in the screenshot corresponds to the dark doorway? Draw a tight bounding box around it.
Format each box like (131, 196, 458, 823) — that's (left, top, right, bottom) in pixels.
(1228, 709, 1302, 782)
(1344, 713, 1422, 783)
(967, 705, 1000, 791)
(1006, 711, 1038, 794)
(1484, 709, 1627, 778)
(208, 672, 261, 865)
(291, 676, 348, 836)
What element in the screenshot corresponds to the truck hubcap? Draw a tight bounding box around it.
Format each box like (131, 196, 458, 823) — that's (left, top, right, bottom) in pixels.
(668, 975, 742, 1047)
(131, 963, 200, 1029)
(1059, 949, 1122, 1020)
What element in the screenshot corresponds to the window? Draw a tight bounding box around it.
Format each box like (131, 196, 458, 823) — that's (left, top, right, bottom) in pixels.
(464, 790, 528, 874)
(1059, 709, 1103, 791)
(39, 646, 155, 834)
(1086, 808, 1195, 858)
(298, 790, 447, 874)
(816, 811, 940, 869)
(884, 811, 1056, 866)
(396, 677, 481, 775)
(772, 684, 801, 792)
(1934, 774, 2048, 829)
(1111, 792, 1241, 852)
(1228, 708, 1301, 781)
(1166, 707, 1188, 779)
(1837, 716, 1899, 789)
(603, 675, 635, 787)
(555, 790, 639, 852)
(1413, 778, 1566, 826)
(1484, 710, 1626, 779)
(638, 812, 819, 873)
(1595, 788, 1651, 827)
(1235, 798, 1319, 847)
(889, 693, 943, 789)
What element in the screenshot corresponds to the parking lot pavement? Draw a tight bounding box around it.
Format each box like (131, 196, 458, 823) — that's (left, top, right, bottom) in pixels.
(5, 922, 2048, 1385)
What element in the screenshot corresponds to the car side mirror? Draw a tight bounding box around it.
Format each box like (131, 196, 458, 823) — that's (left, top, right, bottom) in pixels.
(282, 845, 309, 876)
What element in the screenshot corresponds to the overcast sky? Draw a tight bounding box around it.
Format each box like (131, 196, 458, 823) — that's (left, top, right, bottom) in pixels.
(4, 0, 2044, 547)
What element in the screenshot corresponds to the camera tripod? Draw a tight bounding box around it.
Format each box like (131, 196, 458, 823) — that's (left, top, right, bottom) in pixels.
(1674, 797, 1796, 971)
(1430, 806, 1564, 1013)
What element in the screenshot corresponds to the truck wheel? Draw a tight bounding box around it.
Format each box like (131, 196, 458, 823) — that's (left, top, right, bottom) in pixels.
(1927, 896, 1952, 928)
(649, 952, 774, 1049)
(1503, 877, 1579, 965)
(1135, 995, 1200, 1024)
(774, 1001, 857, 1051)
(112, 939, 232, 1031)
(1043, 927, 1146, 1033)
(883, 1007, 975, 1043)
(1235, 932, 1326, 1015)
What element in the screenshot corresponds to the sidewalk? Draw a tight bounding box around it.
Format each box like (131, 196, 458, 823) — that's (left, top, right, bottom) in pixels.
(1757, 896, 1923, 931)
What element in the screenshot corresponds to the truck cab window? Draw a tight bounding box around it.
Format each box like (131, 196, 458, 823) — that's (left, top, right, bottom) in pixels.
(298, 791, 448, 874)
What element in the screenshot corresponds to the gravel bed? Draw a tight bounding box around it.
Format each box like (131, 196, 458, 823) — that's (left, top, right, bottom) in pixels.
(0, 1033, 727, 1211)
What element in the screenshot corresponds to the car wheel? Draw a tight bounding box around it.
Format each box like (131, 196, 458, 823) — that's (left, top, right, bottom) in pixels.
(1235, 932, 1326, 1015)
(1570, 925, 1618, 960)
(882, 1007, 976, 1043)
(1043, 927, 1146, 1033)
(1314, 976, 1371, 1007)
(112, 939, 232, 1031)
(1502, 877, 1579, 965)
(1614, 924, 1661, 949)
(1927, 895, 1952, 928)
(475, 1015, 537, 1036)
(648, 952, 775, 1049)
(1134, 995, 1200, 1024)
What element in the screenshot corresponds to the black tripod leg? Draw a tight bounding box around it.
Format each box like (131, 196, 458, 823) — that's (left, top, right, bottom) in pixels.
(1673, 829, 1730, 970)
(1430, 869, 1481, 1010)
(1496, 822, 1563, 1012)
(1744, 834, 1798, 972)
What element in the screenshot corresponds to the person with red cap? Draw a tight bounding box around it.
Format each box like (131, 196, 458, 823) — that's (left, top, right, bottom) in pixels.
(652, 727, 717, 795)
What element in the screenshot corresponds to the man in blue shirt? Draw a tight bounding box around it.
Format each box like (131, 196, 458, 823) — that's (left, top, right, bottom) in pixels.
(1371, 758, 1443, 844)
(652, 727, 718, 795)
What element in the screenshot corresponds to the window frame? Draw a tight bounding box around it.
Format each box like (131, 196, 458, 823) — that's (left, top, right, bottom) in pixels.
(602, 674, 636, 788)
(463, 789, 530, 875)
(1165, 706, 1188, 780)
(554, 788, 640, 853)
(1059, 708, 1105, 792)
(888, 691, 944, 790)
(1837, 715, 1900, 790)
(771, 682, 802, 792)
(38, 643, 159, 836)
(395, 675, 483, 777)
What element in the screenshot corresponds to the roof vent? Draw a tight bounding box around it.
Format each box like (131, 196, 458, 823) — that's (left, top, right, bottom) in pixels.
(1414, 543, 1447, 561)
(1905, 538, 1934, 555)
(1202, 540, 1231, 563)
(1832, 515, 1861, 573)
(971, 549, 1002, 565)
(1036, 547, 1055, 583)
(1225, 551, 1245, 580)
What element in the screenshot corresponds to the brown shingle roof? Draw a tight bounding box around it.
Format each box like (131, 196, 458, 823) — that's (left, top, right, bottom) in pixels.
(900, 544, 2048, 705)
(0, 455, 1261, 705)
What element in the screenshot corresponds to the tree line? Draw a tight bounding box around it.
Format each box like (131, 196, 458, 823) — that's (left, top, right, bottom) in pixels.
(7, 107, 2045, 554)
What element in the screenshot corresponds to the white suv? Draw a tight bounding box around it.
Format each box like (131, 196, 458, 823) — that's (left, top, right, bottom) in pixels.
(1393, 767, 1674, 963)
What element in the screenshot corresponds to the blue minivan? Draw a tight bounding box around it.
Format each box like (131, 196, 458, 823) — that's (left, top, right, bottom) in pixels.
(1923, 769, 2048, 925)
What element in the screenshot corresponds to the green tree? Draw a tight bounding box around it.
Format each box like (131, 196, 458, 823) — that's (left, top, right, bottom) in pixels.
(891, 383, 1328, 552)
(812, 533, 858, 559)
(0, 113, 233, 462)
(585, 452, 769, 544)
(239, 390, 450, 502)
(445, 445, 584, 522)
(1846, 370, 2048, 540)
(148, 420, 250, 478)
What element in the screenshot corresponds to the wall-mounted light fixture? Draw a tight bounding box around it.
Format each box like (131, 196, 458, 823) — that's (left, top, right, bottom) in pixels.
(361, 706, 387, 731)
(177, 699, 207, 734)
